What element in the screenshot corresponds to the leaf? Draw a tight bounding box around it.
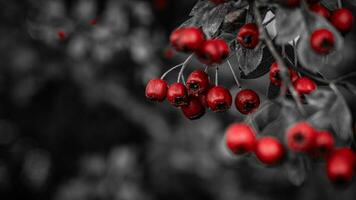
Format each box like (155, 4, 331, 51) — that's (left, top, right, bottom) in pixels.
(267, 83, 280, 99)
(284, 153, 308, 186)
(306, 88, 336, 110)
(307, 110, 331, 130)
(236, 45, 264, 75)
(297, 11, 344, 73)
(189, 0, 209, 16)
(202, 4, 229, 37)
(320, 0, 339, 10)
(275, 8, 305, 44)
(240, 46, 274, 79)
(252, 101, 281, 131)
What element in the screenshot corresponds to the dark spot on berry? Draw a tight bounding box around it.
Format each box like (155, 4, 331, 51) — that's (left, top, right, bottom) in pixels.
(244, 101, 256, 111)
(274, 73, 281, 81)
(174, 96, 186, 105)
(216, 103, 228, 111)
(236, 146, 246, 154)
(189, 82, 200, 91)
(321, 39, 333, 51)
(293, 132, 304, 143)
(221, 53, 228, 60)
(243, 35, 253, 44)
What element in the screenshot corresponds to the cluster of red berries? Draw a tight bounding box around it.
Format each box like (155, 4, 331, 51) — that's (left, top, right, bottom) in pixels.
(225, 122, 356, 184)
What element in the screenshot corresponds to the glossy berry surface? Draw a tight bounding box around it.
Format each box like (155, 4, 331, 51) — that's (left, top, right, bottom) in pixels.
(186, 70, 210, 96)
(198, 39, 230, 65)
(145, 79, 168, 102)
(225, 123, 257, 155)
(331, 8, 354, 34)
(269, 62, 299, 87)
(181, 97, 205, 120)
(170, 27, 205, 52)
(255, 137, 285, 165)
(206, 86, 232, 112)
(293, 77, 317, 95)
(237, 23, 259, 49)
(235, 89, 260, 115)
(326, 148, 355, 184)
(309, 4, 330, 19)
(286, 122, 317, 152)
(310, 29, 335, 54)
(167, 83, 188, 107)
(313, 130, 334, 158)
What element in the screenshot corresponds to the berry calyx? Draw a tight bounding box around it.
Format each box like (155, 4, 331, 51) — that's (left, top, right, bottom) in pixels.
(255, 137, 285, 165)
(286, 122, 317, 152)
(167, 83, 188, 107)
(330, 8, 354, 34)
(170, 27, 205, 52)
(309, 4, 330, 19)
(293, 77, 317, 95)
(181, 97, 205, 120)
(206, 86, 232, 112)
(269, 62, 299, 87)
(225, 123, 257, 155)
(186, 70, 210, 96)
(198, 39, 230, 65)
(237, 23, 260, 49)
(326, 148, 355, 184)
(310, 29, 335, 54)
(312, 130, 334, 158)
(235, 89, 260, 115)
(145, 79, 168, 102)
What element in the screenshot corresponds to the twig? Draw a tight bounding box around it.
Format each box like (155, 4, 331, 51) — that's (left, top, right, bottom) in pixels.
(160, 63, 183, 79)
(337, 0, 342, 9)
(252, 2, 306, 116)
(227, 60, 242, 89)
(215, 67, 219, 86)
(177, 54, 194, 83)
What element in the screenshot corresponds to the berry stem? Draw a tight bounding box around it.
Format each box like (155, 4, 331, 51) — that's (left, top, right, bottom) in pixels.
(293, 40, 298, 67)
(215, 66, 219, 86)
(337, 0, 342, 9)
(252, 2, 306, 116)
(160, 63, 184, 79)
(204, 65, 209, 73)
(177, 54, 194, 83)
(227, 60, 242, 89)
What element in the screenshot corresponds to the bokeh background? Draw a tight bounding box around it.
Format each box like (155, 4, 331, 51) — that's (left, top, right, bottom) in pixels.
(1, 0, 356, 199)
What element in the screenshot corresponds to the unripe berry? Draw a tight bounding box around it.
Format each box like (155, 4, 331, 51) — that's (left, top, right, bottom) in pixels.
(312, 130, 334, 158)
(326, 148, 355, 184)
(293, 77, 317, 95)
(286, 122, 317, 152)
(181, 97, 205, 120)
(235, 89, 260, 115)
(198, 39, 230, 65)
(225, 123, 257, 155)
(237, 23, 260, 49)
(145, 79, 168, 102)
(170, 27, 205, 52)
(167, 83, 188, 107)
(309, 4, 330, 19)
(330, 8, 354, 34)
(206, 86, 232, 112)
(310, 29, 335, 54)
(186, 70, 210, 96)
(269, 62, 299, 87)
(255, 137, 285, 165)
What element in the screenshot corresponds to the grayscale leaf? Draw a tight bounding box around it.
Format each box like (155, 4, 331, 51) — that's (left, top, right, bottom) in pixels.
(202, 4, 229, 37)
(275, 8, 305, 44)
(236, 45, 264, 75)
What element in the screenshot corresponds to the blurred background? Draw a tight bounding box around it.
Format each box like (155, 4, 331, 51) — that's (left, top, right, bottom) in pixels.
(1, 0, 356, 199)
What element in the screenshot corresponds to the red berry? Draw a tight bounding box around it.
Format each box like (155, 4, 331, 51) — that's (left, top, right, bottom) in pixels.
(326, 148, 355, 184)
(269, 62, 299, 87)
(170, 27, 205, 52)
(90, 18, 98, 25)
(210, 0, 227, 4)
(181, 97, 205, 120)
(237, 23, 260, 49)
(235, 89, 260, 115)
(145, 79, 168, 102)
(310, 29, 335, 54)
(309, 4, 330, 19)
(293, 77, 317, 95)
(186, 70, 210, 96)
(57, 30, 66, 41)
(330, 8, 354, 34)
(206, 86, 232, 112)
(312, 130, 334, 158)
(167, 83, 188, 107)
(198, 39, 230, 65)
(255, 137, 285, 165)
(286, 122, 317, 152)
(277, 0, 301, 8)
(225, 123, 257, 155)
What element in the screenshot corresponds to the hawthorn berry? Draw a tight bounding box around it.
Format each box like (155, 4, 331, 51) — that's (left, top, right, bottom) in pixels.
(145, 79, 168, 102)
(326, 148, 355, 184)
(210, 0, 226, 4)
(181, 97, 205, 120)
(206, 86, 232, 112)
(167, 82, 188, 107)
(286, 122, 317, 152)
(310, 29, 335, 54)
(309, 4, 330, 19)
(198, 39, 230, 65)
(269, 62, 299, 87)
(170, 27, 205, 52)
(57, 30, 66, 41)
(277, 0, 301, 8)
(225, 123, 257, 155)
(293, 77, 317, 95)
(199, 93, 209, 108)
(237, 23, 260, 49)
(312, 130, 334, 158)
(235, 89, 260, 115)
(255, 137, 285, 165)
(186, 70, 210, 96)
(330, 8, 354, 34)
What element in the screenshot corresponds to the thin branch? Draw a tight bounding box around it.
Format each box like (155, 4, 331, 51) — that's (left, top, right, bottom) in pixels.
(160, 63, 183, 79)
(177, 54, 194, 83)
(337, 0, 342, 8)
(227, 60, 242, 89)
(215, 67, 219, 86)
(252, 2, 306, 116)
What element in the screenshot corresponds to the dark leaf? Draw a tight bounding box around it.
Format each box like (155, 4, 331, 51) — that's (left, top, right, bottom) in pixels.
(236, 45, 264, 75)
(267, 83, 280, 100)
(306, 88, 336, 110)
(189, 0, 210, 16)
(252, 101, 281, 132)
(320, 0, 339, 10)
(202, 4, 229, 37)
(307, 110, 331, 130)
(240, 46, 274, 79)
